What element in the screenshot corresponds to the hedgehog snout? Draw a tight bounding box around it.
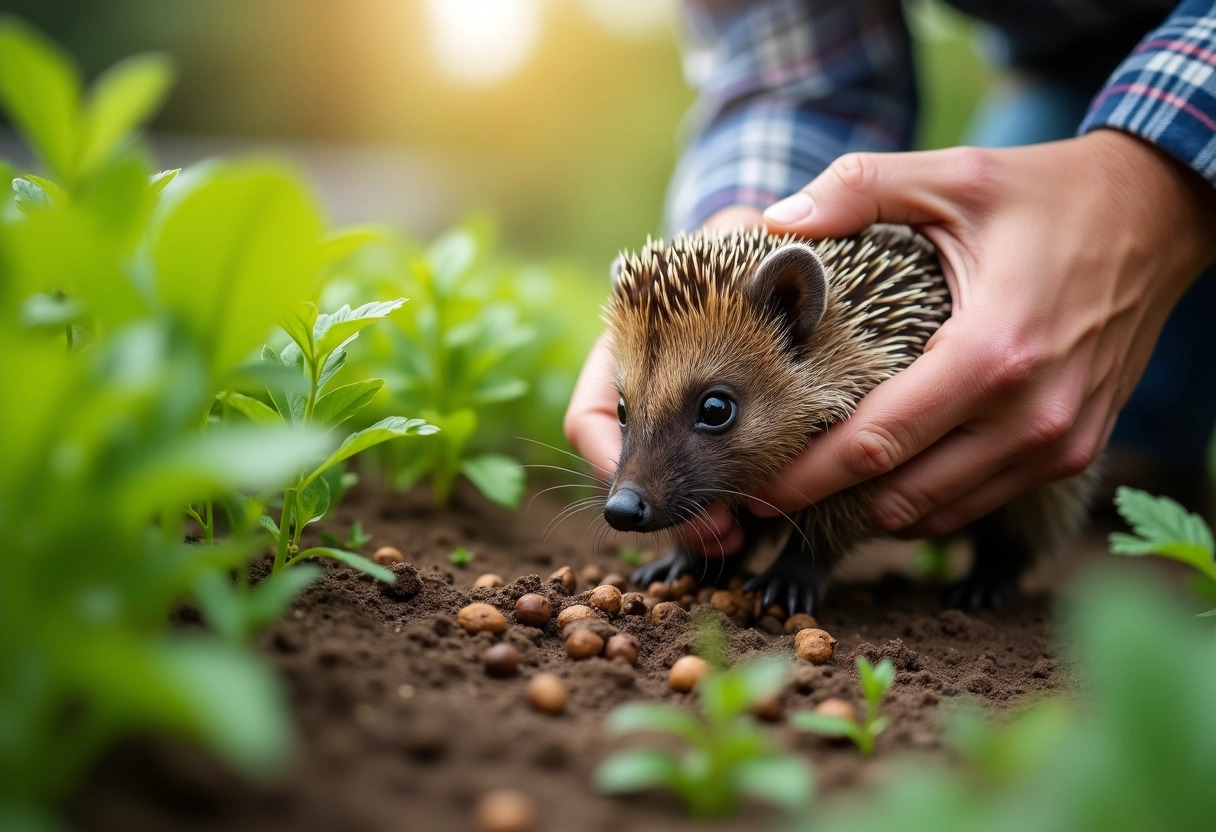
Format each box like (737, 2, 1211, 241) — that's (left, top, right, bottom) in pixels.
(604, 483, 652, 532)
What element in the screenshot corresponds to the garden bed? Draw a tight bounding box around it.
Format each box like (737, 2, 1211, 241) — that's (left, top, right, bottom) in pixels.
(72, 480, 1093, 832)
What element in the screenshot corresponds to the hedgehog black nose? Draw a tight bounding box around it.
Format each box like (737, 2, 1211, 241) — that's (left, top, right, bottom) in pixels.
(605, 485, 651, 531)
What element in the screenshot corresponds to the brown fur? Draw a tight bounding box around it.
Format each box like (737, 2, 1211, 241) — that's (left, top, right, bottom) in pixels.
(607, 226, 1092, 567)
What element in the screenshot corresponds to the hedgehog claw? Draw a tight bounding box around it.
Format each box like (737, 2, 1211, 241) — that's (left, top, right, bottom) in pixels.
(631, 548, 737, 590)
(744, 572, 821, 616)
(944, 573, 1016, 611)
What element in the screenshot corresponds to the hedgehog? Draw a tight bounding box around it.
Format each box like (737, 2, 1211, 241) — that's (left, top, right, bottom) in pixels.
(601, 225, 1095, 614)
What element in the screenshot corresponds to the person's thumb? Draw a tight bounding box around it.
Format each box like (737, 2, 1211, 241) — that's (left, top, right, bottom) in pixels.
(763, 149, 960, 238)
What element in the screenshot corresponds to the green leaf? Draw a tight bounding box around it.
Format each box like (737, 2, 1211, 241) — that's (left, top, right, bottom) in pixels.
(346, 521, 372, 548)
(733, 755, 815, 811)
(792, 712, 860, 739)
(313, 299, 407, 361)
(149, 168, 179, 196)
(734, 659, 791, 705)
(216, 391, 282, 425)
(858, 657, 895, 705)
(448, 546, 472, 567)
(78, 53, 173, 178)
(0, 20, 81, 182)
(606, 703, 704, 744)
(470, 376, 528, 404)
(25, 173, 68, 203)
(314, 379, 384, 429)
(12, 177, 52, 213)
(302, 416, 437, 486)
(595, 749, 682, 795)
(317, 347, 348, 390)
(296, 476, 331, 526)
(280, 302, 318, 364)
(151, 161, 324, 375)
(426, 229, 477, 289)
(460, 453, 524, 509)
(319, 225, 385, 266)
(21, 293, 87, 328)
(1109, 487, 1216, 582)
(291, 547, 395, 583)
(259, 514, 281, 540)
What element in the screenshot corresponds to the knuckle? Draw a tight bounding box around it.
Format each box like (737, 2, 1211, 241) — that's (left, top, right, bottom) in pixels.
(843, 426, 901, 478)
(828, 152, 878, 195)
(1047, 440, 1097, 479)
(977, 335, 1041, 393)
(1021, 402, 1077, 449)
(946, 146, 996, 197)
(873, 488, 927, 532)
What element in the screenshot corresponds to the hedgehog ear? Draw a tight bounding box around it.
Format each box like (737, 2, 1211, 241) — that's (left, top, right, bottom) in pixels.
(748, 243, 828, 347)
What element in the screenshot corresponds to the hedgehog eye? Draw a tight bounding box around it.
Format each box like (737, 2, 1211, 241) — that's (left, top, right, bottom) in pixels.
(696, 393, 736, 432)
(617, 397, 627, 426)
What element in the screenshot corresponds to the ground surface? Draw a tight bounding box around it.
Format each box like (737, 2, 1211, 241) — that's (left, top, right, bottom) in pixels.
(72, 479, 1100, 832)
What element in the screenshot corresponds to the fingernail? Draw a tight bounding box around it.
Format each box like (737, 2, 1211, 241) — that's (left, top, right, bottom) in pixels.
(763, 192, 814, 225)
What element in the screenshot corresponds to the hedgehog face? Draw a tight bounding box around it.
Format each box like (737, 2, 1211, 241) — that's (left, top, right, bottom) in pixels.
(603, 236, 831, 534)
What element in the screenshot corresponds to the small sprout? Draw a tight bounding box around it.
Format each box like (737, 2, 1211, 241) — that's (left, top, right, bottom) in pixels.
(345, 521, 373, 549)
(602, 572, 629, 591)
(913, 538, 953, 580)
(597, 639, 812, 817)
(651, 601, 681, 622)
(373, 546, 404, 565)
(565, 629, 605, 660)
(483, 643, 521, 678)
(548, 566, 577, 595)
(527, 672, 567, 714)
(795, 628, 837, 663)
(458, 602, 507, 634)
(475, 788, 537, 832)
(588, 585, 622, 616)
(474, 573, 505, 589)
(556, 604, 596, 631)
(620, 592, 647, 616)
(668, 655, 709, 692)
(619, 546, 646, 568)
(514, 593, 552, 627)
(581, 564, 605, 586)
(449, 547, 473, 568)
(784, 613, 818, 634)
(604, 633, 640, 666)
(794, 656, 895, 754)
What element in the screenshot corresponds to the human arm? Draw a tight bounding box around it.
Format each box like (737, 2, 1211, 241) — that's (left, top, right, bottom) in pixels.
(747, 0, 1216, 537)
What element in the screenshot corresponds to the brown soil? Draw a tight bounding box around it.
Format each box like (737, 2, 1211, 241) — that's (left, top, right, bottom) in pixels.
(71, 480, 1095, 832)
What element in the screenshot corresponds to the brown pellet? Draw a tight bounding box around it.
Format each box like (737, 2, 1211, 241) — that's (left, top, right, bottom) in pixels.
(482, 643, 521, 678)
(602, 572, 629, 591)
(527, 672, 567, 715)
(555, 604, 596, 631)
(475, 788, 537, 832)
(588, 585, 622, 616)
(672, 573, 698, 598)
(473, 573, 505, 589)
(668, 655, 709, 692)
(651, 601, 681, 622)
(620, 592, 647, 616)
(710, 590, 742, 616)
(548, 566, 577, 595)
(646, 581, 672, 601)
(794, 628, 837, 663)
(814, 697, 857, 723)
(753, 692, 784, 721)
(784, 613, 819, 634)
(604, 633, 640, 666)
(514, 593, 552, 628)
(373, 546, 404, 565)
(580, 564, 605, 587)
(457, 602, 508, 634)
(564, 629, 604, 660)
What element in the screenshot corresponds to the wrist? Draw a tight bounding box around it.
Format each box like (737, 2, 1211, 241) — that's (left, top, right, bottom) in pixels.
(1081, 128, 1216, 280)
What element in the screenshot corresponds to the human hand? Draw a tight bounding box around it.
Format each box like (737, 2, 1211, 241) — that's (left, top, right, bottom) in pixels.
(735, 129, 1216, 539)
(563, 207, 762, 555)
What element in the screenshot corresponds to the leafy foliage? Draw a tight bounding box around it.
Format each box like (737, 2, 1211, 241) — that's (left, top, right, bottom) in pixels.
(793, 657, 895, 754)
(448, 546, 473, 568)
(1108, 487, 1216, 616)
(596, 614, 812, 817)
(787, 574, 1216, 832)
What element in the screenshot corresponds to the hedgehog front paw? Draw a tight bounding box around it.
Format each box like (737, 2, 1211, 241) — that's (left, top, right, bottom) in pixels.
(630, 548, 736, 589)
(743, 563, 824, 616)
(944, 572, 1019, 611)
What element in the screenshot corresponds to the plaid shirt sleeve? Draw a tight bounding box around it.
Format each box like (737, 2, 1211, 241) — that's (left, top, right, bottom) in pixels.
(1079, 0, 1216, 187)
(666, 0, 916, 233)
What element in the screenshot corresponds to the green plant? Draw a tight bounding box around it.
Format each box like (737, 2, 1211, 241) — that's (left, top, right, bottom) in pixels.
(320, 521, 372, 550)
(793, 656, 896, 754)
(619, 546, 646, 569)
(787, 573, 1216, 832)
(1108, 486, 1216, 616)
(448, 546, 474, 568)
(596, 612, 812, 817)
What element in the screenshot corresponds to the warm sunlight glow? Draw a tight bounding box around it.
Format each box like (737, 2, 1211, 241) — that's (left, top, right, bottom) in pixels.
(422, 0, 544, 85)
(578, 0, 674, 38)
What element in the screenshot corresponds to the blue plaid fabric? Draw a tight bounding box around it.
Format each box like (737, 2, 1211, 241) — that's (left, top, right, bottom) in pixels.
(668, 0, 1216, 232)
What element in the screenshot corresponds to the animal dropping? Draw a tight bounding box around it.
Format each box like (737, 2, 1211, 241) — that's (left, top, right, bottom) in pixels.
(602, 227, 1096, 615)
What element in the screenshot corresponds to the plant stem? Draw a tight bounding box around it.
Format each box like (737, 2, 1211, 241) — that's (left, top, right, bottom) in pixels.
(203, 500, 213, 545)
(274, 488, 297, 572)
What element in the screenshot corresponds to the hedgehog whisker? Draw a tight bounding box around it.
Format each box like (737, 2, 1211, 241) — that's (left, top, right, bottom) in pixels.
(526, 482, 608, 515)
(516, 462, 604, 483)
(686, 487, 815, 555)
(542, 496, 605, 544)
(513, 436, 615, 479)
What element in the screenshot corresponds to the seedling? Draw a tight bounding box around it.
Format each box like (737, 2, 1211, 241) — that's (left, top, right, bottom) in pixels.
(448, 546, 473, 568)
(320, 521, 373, 550)
(596, 612, 813, 816)
(619, 547, 646, 569)
(793, 656, 895, 754)
(1108, 486, 1216, 616)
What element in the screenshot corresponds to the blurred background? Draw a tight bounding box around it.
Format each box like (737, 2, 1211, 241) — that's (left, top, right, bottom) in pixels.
(1, 0, 990, 274)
